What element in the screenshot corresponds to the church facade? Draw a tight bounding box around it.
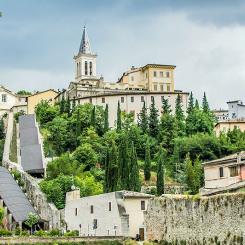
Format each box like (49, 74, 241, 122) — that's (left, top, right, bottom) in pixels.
(55, 27, 189, 127)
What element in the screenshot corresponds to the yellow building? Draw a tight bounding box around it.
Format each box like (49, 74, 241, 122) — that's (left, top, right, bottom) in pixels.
(27, 89, 58, 114)
(115, 64, 175, 92)
(215, 120, 245, 136)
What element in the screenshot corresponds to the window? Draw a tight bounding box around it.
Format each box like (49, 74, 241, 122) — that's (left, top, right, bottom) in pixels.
(153, 71, 157, 77)
(219, 167, 224, 178)
(131, 96, 134, 102)
(145, 72, 148, 78)
(109, 202, 112, 211)
(89, 61, 93, 75)
(131, 76, 134, 81)
(160, 71, 163, 77)
(151, 96, 154, 102)
(2, 94, 7, 102)
(166, 71, 170, 78)
(154, 85, 158, 91)
(160, 85, 164, 91)
(90, 205, 94, 214)
(141, 201, 146, 210)
(167, 85, 171, 92)
(229, 166, 238, 177)
(93, 219, 98, 229)
(141, 96, 144, 102)
(121, 97, 124, 103)
(85, 61, 88, 75)
(89, 98, 92, 103)
(75, 208, 78, 216)
(102, 97, 105, 103)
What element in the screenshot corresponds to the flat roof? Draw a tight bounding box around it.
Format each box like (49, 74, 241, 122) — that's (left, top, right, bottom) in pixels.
(0, 167, 36, 222)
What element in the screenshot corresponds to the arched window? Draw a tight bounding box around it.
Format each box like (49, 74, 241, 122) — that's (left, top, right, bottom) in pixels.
(89, 61, 93, 76)
(77, 63, 79, 76)
(85, 61, 88, 75)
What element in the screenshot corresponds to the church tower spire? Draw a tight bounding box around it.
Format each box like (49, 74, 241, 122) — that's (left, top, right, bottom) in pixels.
(79, 26, 92, 54)
(74, 26, 98, 82)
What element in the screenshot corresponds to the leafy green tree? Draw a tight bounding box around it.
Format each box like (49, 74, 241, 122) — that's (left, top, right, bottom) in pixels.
(144, 140, 151, 181)
(75, 109, 81, 145)
(122, 111, 135, 131)
(138, 101, 148, 134)
(91, 106, 96, 128)
(184, 153, 195, 194)
(117, 101, 122, 131)
(35, 101, 59, 126)
(118, 134, 129, 190)
(104, 104, 109, 132)
(65, 95, 71, 116)
(193, 157, 203, 193)
(72, 143, 98, 171)
(0, 207, 4, 227)
(72, 96, 76, 112)
(104, 148, 110, 193)
(24, 212, 39, 234)
(175, 94, 185, 137)
(157, 147, 165, 196)
(129, 142, 141, 192)
(149, 97, 159, 138)
(16, 90, 32, 95)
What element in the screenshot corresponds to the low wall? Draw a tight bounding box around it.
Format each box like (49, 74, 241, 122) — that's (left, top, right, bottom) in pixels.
(145, 193, 245, 244)
(0, 236, 124, 244)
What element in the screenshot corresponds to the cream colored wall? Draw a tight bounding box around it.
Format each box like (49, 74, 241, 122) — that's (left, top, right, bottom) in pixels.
(215, 122, 245, 136)
(124, 198, 150, 238)
(75, 92, 189, 127)
(27, 90, 58, 114)
(204, 164, 241, 189)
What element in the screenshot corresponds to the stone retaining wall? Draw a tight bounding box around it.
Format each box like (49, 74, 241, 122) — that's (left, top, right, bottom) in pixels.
(145, 193, 245, 244)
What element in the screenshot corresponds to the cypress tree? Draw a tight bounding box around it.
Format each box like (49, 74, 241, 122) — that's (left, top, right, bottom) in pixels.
(195, 99, 199, 110)
(91, 106, 96, 128)
(72, 96, 76, 112)
(0, 119, 4, 139)
(118, 134, 129, 190)
(108, 141, 118, 192)
(175, 94, 185, 137)
(104, 104, 109, 133)
(75, 109, 81, 145)
(60, 93, 65, 114)
(144, 140, 151, 181)
(65, 95, 71, 116)
(162, 97, 171, 114)
(149, 97, 159, 138)
(186, 92, 195, 135)
(104, 148, 110, 193)
(129, 142, 141, 192)
(138, 101, 148, 134)
(187, 92, 194, 115)
(156, 147, 165, 196)
(184, 153, 195, 194)
(202, 92, 209, 113)
(117, 101, 122, 131)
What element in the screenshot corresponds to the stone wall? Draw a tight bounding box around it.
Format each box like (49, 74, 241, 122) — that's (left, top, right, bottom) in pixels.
(145, 193, 245, 244)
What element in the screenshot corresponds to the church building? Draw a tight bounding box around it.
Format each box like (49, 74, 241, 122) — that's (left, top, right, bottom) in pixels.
(55, 27, 189, 127)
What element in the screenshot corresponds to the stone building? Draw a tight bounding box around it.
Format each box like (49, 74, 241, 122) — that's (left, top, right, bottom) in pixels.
(65, 189, 153, 240)
(201, 151, 245, 195)
(55, 27, 189, 127)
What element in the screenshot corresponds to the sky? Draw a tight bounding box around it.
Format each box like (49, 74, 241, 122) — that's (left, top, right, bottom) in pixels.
(1, 0, 245, 109)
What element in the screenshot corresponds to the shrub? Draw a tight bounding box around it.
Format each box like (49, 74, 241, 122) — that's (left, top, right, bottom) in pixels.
(0, 229, 12, 237)
(64, 230, 79, 237)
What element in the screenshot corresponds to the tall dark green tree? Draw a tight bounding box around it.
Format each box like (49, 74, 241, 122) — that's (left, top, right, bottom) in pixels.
(104, 104, 109, 133)
(0, 119, 4, 139)
(162, 97, 171, 114)
(144, 140, 151, 181)
(138, 101, 148, 134)
(117, 101, 122, 131)
(202, 92, 209, 113)
(187, 92, 194, 115)
(60, 93, 65, 114)
(129, 142, 141, 192)
(104, 148, 110, 193)
(195, 99, 199, 110)
(149, 97, 159, 138)
(175, 94, 185, 137)
(72, 97, 76, 112)
(118, 134, 129, 189)
(75, 110, 81, 145)
(156, 147, 165, 196)
(91, 106, 96, 128)
(186, 92, 195, 135)
(65, 95, 71, 116)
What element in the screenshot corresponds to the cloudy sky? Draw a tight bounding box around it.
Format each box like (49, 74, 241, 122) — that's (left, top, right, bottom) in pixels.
(1, 0, 245, 109)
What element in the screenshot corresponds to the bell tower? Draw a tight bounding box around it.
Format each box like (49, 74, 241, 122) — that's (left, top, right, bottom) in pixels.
(74, 26, 97, 82)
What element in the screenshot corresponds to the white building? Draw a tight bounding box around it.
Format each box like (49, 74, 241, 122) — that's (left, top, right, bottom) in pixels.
(0, 85, 27, 116)
(227, 100, 245, 120)
(65, 189, 153, 240)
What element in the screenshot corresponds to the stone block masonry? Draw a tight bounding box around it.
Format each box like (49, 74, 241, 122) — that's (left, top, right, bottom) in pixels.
(145, 193, 245, 244)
